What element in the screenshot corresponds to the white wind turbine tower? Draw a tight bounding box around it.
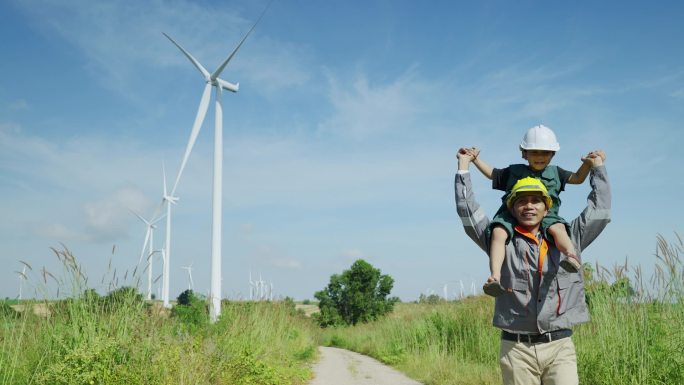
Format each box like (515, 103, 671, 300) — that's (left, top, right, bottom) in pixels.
(16, 266, 27, 300)
(164, 8, 268, 323)
(130, 209, 164, 301)
(161, 164, 178, 308)
(181, 264, 194, 290)
(258, 273, 266, 300)
(249, 271, 255, 300)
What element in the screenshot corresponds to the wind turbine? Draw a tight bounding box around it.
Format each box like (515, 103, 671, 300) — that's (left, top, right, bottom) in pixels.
(163, 9, 268, 322)
(249, 270, 255, 300)
(181, 264, 194, 290)
(258, 273, 266, 300)
(161, 164, 178, 308)
(130, 209, 165, 300)
(16, 266, 27, 300)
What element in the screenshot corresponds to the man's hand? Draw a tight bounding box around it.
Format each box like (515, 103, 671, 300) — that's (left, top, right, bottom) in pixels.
(458, 147, 480, 159)
(581, 150, 606, 167)
(457, 148, 474, 170)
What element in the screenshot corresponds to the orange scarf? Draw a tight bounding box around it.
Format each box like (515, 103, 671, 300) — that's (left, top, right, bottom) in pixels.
(514, 225, 548, 274)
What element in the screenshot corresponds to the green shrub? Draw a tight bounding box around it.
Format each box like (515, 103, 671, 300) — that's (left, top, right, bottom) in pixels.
(171, 290, 208, 330)
(0, 302, 19, 319)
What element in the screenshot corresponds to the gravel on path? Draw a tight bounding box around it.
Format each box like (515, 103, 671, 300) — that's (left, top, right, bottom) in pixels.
(308, 346, 424, 385)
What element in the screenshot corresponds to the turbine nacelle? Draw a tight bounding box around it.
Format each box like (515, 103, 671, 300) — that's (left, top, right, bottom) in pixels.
(216, 78, 239, 93)
(164, 195, 179, 205)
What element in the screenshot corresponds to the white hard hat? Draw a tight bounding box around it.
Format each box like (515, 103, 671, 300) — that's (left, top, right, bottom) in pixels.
(519, 124, 560, 151)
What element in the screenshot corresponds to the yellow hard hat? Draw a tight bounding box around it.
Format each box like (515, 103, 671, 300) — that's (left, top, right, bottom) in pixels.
(506, 177, 553, 209)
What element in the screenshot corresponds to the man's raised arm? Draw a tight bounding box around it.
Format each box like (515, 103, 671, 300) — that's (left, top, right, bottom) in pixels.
(570, 151, 611, 253)
(455, 151, 490, 253)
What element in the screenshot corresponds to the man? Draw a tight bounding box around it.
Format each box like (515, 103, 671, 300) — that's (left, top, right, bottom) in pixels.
(455, 149, 610, 385)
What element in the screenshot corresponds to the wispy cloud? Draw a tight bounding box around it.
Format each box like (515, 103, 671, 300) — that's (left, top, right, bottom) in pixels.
(338, 248, 366, 262)
(319, 69, 430, 140)
(12, 0, 308, 100)
(8, 99, 29, 111)
(82, 187, 150, 242)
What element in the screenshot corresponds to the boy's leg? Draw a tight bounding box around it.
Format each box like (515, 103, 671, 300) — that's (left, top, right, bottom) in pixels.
(484, 225, 508, 297)
(548, 223, 581, 272)
(489, 226, 507, 281)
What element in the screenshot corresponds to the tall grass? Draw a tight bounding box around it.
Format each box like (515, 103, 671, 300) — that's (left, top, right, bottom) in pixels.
(575, 234, 684, 384)
(0, 247, 320, 385)
(322, 234, 684, 385)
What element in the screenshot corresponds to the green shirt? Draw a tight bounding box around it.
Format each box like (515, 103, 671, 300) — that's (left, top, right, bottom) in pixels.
(492, 164, 572, 216)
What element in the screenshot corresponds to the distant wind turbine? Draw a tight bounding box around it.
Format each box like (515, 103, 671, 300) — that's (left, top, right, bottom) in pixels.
(181, 264, 194, 290)
(16, 266, 27, 300)
(249, 270, 255, 300)
(163, 7, 269, 322)
(161, 164, 178, 308)
(130, 209, 165, 300)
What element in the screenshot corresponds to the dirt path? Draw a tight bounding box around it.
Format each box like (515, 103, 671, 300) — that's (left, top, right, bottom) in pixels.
(308, 346, 424, 385)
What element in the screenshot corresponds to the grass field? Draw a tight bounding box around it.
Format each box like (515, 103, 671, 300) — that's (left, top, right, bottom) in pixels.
(0, 248, 321, 385)
(2, 235, 683, 384)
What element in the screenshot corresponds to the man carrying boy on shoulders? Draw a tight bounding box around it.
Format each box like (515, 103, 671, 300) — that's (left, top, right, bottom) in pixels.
(454, 149, 610, 385)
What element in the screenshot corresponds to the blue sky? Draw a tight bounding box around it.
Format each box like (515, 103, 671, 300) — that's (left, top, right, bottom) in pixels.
(1, 0, 682, 301)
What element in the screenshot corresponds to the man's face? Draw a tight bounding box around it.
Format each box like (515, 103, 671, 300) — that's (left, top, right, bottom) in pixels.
(510, 192, 548, 229)
(523, 150, 554, 171)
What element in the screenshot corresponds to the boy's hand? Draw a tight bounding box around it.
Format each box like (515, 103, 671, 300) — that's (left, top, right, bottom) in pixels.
(582, 150, 606, 167)
(591, 150, 606, 162)
(457, 148, 475, 161)
(458, 147, 480, 159)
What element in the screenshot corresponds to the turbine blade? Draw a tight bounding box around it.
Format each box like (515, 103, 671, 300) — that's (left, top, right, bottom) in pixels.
(162, 162, 168, 197)
(211, 0, 272, 79)
(129, 208, 151, 225)
(151, 212, 167, 225)
(172, 82, 212, 196)
(139, 228, 152, 266)
(163, 32, 211, 80)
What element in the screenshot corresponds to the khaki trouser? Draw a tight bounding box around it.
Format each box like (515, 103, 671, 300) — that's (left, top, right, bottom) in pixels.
(499, 337, 578, 385)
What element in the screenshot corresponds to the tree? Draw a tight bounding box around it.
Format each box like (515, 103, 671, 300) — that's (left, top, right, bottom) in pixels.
(418, 293, 443, 304)
(102, 286, 143, 311)
(314, 259, 399, 327)
(172, 289, 208, 329)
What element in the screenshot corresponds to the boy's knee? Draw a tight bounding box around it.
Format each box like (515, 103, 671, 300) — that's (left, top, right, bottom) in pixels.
(548, 222, 565, 232)
(491, 225, 509, 241)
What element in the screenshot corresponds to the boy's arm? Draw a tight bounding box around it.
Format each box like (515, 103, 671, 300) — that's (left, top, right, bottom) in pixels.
(458, 147, 494, 180)
(567, 150, 606, 184)
(567, 159, 592, 184)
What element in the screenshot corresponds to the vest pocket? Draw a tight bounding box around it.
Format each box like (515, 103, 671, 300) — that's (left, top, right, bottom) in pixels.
(509, 277, 529, 316)
(557, 274, 581, 315)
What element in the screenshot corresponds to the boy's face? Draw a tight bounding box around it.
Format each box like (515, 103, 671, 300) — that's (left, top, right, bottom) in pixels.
(523, 150, 554, 171)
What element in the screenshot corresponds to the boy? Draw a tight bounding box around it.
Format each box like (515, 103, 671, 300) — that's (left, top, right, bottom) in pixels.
(460, 124, 603, 297)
